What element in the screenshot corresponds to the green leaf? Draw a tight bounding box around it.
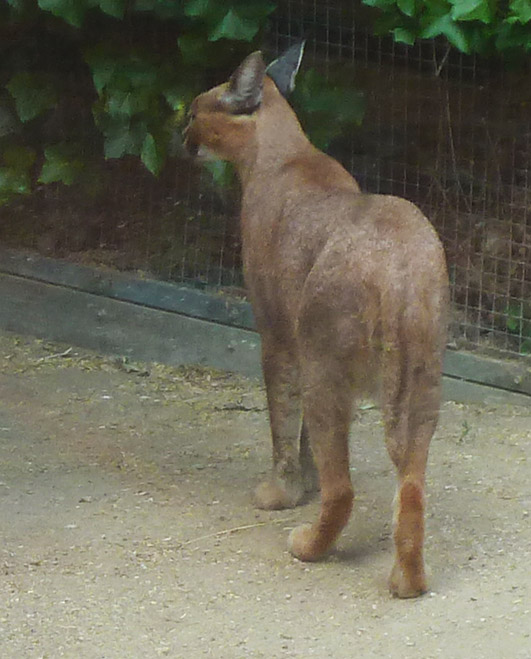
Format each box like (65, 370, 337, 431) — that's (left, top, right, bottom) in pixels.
(37, 0, 94, 27)
(495, 21, 531, 50)
(5, 0, 30, 9)
(163, 88, 187, 112)
(292, 69, 365, 124)
(521, 338, 531, 354)
(509, 0, 531, 23)
(291, 68, 365, 150)
(506, 315, 520, 333)
(421, 12, 470, 52)
(393, 26, 416, 43)
(133, 0, 183, 18)
(103, 122, 135, 158)
(209, 9, 260, 41)
(102, 118, 148, 159)
(204, 160, 235, 188)
(98, 0, 126, 18)
(0, 167, 31, 201)
(163, 84, 197, 123)
(505, 303, 523, 333)
(39, 143, 84, 185)
(184, 0, 213, 17)
(126, 63, 159, 89)
(397, 0, 416, 17)
(185, 0, 274, 24)
(6, 72, 57, 122)
(105, 87, 154, 116)
(362, 0, 398, 7)
(423, 0, 452, 15)
(140, 132, 165, 175)
(106, 89, 135, 116)
(85, 49, 117, 94)
(449, 0, 492, 23)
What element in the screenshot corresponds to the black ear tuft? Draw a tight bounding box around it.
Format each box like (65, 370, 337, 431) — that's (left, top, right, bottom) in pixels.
(266, 41, 306, 97)
(222, 51, 266, 115)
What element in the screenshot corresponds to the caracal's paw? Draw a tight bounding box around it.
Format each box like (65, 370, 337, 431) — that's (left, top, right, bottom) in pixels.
(389, 561, 427, 599)
(254, 477, 304, 510)
(288, 523, 327, 562)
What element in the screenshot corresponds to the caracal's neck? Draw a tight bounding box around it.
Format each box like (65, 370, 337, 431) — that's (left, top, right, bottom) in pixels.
(235, 82, 313, 188)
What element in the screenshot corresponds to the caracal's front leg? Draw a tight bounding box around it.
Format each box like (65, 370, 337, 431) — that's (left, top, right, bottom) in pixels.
(299, 420, 320, 495)
(254, 340, 305, 510)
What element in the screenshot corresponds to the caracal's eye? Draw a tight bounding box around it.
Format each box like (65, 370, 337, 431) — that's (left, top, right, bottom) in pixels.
(188, 99, 200, 120)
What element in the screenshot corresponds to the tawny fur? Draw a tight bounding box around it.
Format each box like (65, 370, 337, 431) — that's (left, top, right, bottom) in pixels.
(184, 51, 449, 598)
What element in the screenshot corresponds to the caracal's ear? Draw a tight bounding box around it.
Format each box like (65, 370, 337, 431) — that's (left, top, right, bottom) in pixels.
(221, 51, 266, 114)
(266, 40, 305, 97)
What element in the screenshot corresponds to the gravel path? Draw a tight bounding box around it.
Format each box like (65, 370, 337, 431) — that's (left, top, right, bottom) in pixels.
(1, 331, 530, 658)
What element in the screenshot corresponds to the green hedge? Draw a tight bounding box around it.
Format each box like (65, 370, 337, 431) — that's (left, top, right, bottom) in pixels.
(362, 0, 531, 54)
(1, 0, 529, 204)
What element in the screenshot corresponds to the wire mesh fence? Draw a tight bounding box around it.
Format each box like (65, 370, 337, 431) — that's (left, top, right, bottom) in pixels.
(1, 0, 530, 358)
(271, 1, 531, 357)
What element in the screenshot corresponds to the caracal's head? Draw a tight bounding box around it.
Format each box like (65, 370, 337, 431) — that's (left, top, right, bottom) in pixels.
(183, 42, 305, 164)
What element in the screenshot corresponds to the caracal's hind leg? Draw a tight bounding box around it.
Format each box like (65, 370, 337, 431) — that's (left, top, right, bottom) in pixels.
(288, 364, 354, 561)
(383, 364, 442, 598)
(254, 340, 306, 510)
